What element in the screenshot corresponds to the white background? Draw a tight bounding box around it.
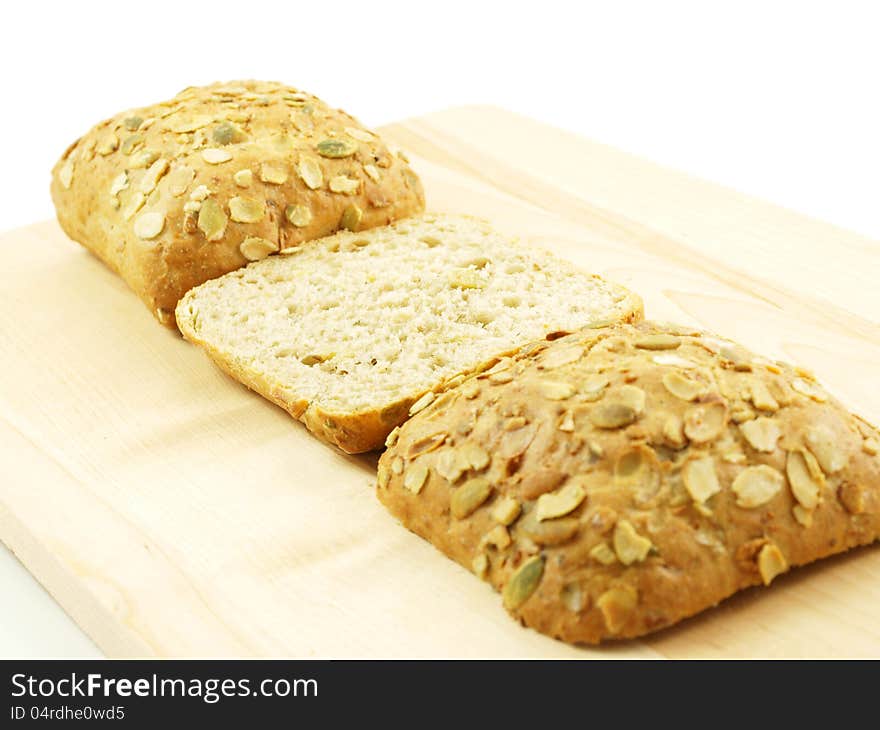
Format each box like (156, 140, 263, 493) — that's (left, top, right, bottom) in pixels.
(1, 0, 877, 656)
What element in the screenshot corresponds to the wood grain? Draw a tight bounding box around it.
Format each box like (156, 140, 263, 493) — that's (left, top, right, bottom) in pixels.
(1, 106, 878, 657)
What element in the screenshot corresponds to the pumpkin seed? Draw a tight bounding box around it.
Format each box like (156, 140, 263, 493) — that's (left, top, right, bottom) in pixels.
(340, 204, 362, 231)
(731, 465, 784, 508)
(451, 477, 493, 519)
(229, 196, 265, 223)
(197, 198, 227, 241)
(502, 555, 544, 611)
(316, 137, 358, 158)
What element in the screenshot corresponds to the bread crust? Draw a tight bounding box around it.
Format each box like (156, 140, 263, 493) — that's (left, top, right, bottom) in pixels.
(50, 80, 425, 327)
(177, 301, 644, 454)
(377, 322, 880, 643)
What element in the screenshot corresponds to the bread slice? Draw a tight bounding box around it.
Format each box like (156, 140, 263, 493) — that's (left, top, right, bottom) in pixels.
(176, 214, 643, 452)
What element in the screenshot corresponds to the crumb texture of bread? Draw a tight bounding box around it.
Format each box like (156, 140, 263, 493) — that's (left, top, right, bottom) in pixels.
(50, 80, 425, 327)
(176, 214, 643, 452)
(377, 321, 880, 644)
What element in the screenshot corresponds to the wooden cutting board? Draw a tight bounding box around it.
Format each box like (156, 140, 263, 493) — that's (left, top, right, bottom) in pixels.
(2, 107, 879, 658)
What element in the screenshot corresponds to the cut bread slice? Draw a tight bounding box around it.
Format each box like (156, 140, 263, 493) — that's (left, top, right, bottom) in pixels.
(176, 214, 643, 452)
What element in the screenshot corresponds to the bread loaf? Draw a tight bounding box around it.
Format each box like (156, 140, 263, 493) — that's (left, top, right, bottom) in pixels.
(175, 214, 643, 453)
(377, 321, 880, 643)
(50, 80, 425, 327)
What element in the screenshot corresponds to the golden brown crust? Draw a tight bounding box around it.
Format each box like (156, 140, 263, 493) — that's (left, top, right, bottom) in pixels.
(377, 322, 880, 643)
(50, 80, 425, 327)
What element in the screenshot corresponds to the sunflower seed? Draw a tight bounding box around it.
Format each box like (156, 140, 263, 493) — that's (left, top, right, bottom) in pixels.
(535, 481, 587, 521)
(757, 543, 788, 585)
(403, 463, 429, 494)
(682, 457, 721, 502)
(739, 417, 781, 452)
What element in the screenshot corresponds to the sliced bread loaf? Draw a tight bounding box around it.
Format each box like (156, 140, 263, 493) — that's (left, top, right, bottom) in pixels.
(175, 214, 643, 452)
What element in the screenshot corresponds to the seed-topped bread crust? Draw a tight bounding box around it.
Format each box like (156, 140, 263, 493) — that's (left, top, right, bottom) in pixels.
(50, 80, 425, 327)
(377, 321, 880, 643)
